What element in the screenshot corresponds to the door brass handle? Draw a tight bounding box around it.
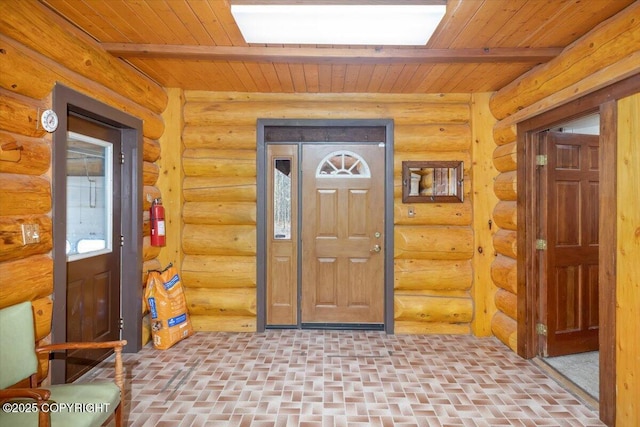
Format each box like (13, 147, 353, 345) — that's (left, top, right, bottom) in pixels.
(370, 244, 381, 253)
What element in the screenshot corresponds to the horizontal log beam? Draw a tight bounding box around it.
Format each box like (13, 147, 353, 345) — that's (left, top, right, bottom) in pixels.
(490, 2, 640, 119)
(393, 200, 471, 226)
(184, 287, 256, 316)
(493, 141, 517, 173)
(103, 44, 562, 64)
(0, 1, 167, 114)
(394, 321, 470, 335)
(183, 125, 257, 150)
(495, 51, 640, 128)
(493, 201, 517, 231)
(395, 259, 472, 291)
(0, 88, 46, 138)
(0, 255, 52, 308)
(494, 171, 517, 201)
(494, 229, 517, 259)
(183, 224, 256, 256)
(495, 288, 517, 320)
(0, 215, 52, 262)
(395, 294, 473, 323)
(182, 255, 256, 289)
(0, 173, 51, 216)
(491, 311, 517, 351)
(493, 121, 517, 146)
(394, 226, 474, 260)
(142, 236, 161, 261)
(183, 202, 256, 225)
(183, 149, 256, 178)
(143, 138, 161, 163)
(183, 177, 256, 202)
(183, 148, 257, 162)
(143, 161, 159, 186)
(491, 255, 517, 294)
(184, 100, 470, 126)
(190, 315, 255, 332)
(0, 34, 165, 140)
(394, 124, 471, 152)
(0, 132, 50, 175)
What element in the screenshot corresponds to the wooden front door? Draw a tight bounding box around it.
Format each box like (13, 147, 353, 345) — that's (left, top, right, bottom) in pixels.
(65, 115, 121, 382)
(540, 131, 599, 357)
(301, 144, 385, 324)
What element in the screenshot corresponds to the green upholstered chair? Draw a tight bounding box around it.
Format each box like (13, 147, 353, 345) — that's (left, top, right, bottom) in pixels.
(0, 301, 127, 427)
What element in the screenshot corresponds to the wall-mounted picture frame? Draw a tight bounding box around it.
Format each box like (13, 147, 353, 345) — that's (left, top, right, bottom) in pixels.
(402, 160, 464, 203)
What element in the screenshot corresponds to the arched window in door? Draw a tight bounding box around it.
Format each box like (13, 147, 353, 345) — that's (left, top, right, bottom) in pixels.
(315, 150, 371, 177)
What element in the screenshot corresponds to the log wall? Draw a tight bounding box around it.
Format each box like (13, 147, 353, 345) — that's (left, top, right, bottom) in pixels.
(181, 92, 485, 334)
(0, 0, 166, 376)
(488, 4, 639, 425)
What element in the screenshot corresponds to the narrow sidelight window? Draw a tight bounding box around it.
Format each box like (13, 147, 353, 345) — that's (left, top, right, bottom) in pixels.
(273, 158, 292, 239)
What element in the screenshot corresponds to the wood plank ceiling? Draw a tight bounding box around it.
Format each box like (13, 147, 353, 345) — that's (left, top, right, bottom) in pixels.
(40, 0, 634, 93)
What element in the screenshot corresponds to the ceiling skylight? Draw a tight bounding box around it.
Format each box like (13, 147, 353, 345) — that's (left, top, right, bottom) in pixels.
(230, 3, 446, 46)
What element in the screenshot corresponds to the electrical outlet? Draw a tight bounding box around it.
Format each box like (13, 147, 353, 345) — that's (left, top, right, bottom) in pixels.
(21, 224, 40, 244)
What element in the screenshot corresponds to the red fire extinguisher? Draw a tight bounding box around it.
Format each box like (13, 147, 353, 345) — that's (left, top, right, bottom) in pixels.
(150, 198, 166, 247)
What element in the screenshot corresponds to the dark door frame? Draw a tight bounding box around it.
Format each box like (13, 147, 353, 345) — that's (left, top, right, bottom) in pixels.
(517, 75, 640, 426)
(256, 119, 395, 333)
(51, 84, 143, 383)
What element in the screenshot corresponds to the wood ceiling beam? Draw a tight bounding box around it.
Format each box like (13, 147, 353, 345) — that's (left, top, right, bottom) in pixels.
(101, 43, 562, 64)
(230, 1, 448, 4)
(231, 0, 448, 4)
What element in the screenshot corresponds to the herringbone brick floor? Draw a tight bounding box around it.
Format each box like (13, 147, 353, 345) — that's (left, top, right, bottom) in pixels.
(91, 330, 603, 426)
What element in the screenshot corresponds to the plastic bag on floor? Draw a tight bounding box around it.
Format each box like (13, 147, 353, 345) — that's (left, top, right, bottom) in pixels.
(145, 263, 193, 350)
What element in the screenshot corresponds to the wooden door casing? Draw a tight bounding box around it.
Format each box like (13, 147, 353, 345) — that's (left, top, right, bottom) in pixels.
(301, 144, 385, 324)
(541, 131, 599, 357)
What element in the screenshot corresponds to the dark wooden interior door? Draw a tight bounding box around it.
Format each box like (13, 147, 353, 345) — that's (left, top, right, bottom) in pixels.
(65, 115, 121, 382)
(542, 131, 600, 357)
(301, 144, 385, 325)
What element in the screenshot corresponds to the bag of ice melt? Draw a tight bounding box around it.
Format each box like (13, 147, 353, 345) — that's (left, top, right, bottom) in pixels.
(145, 263, 193, 350)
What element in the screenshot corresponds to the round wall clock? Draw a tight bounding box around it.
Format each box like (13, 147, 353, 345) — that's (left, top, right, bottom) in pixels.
(41, 109, 59, 132)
